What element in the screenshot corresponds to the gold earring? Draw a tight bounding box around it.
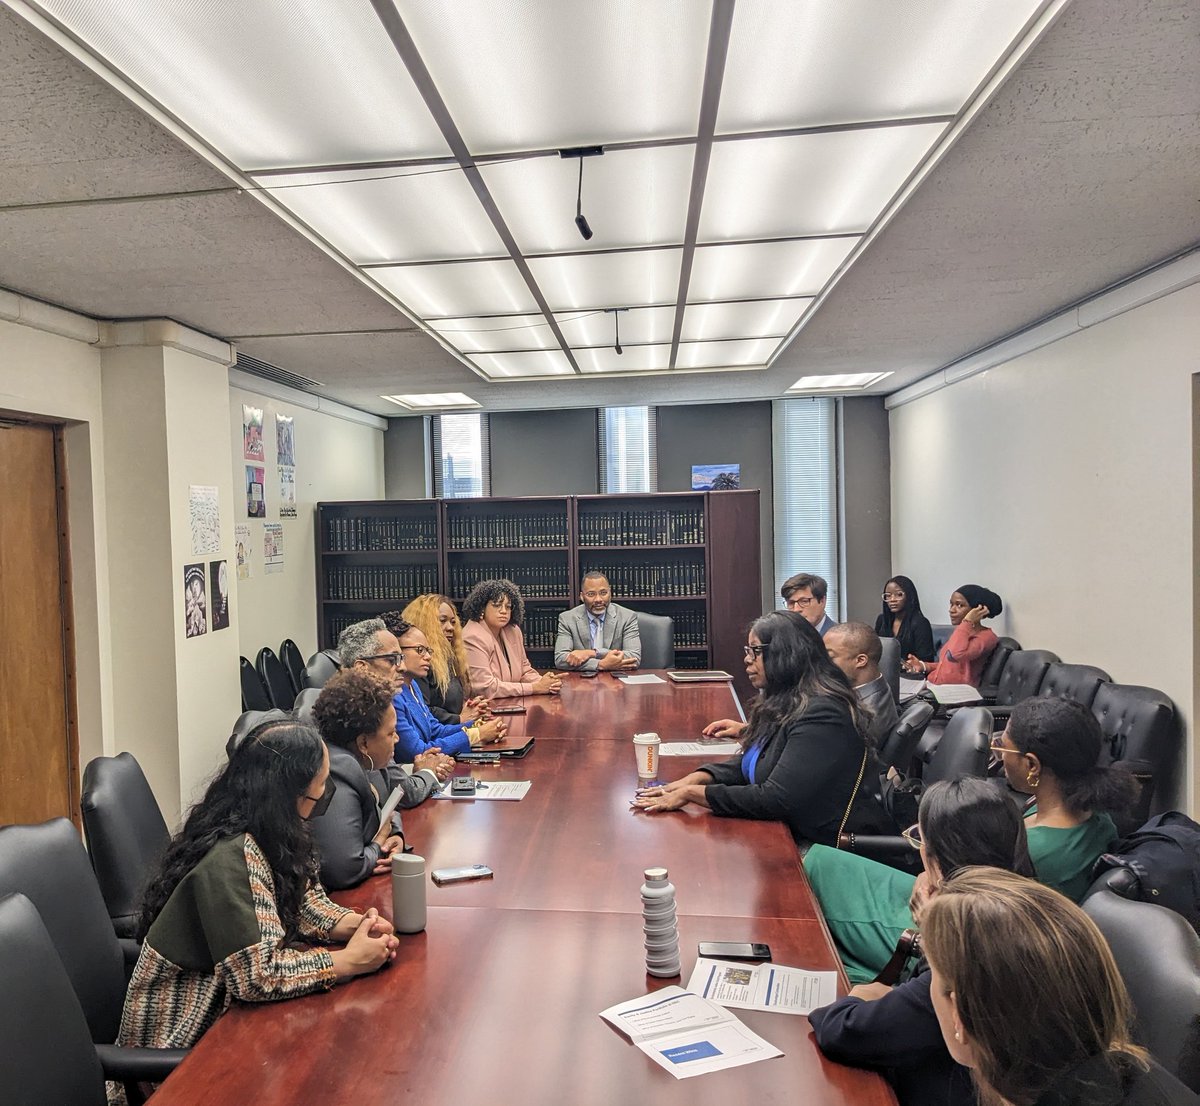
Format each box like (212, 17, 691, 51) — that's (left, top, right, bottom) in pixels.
(1026, 771, 1039, 789)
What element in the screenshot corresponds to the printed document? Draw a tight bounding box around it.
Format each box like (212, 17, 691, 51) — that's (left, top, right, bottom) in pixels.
(618, 673, 667, 685)
(660, 741, 741, 757)
(686, 958, 837, 1016)
(898, 680, 981, 705)
(599, 985, 782, 1079)
(433, 781, 531, 801)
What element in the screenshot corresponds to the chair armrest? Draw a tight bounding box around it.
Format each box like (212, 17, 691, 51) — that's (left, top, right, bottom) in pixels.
(119, 937, 141, 968)
(95, 1042, 189, 1084)
(837, 835, 921, 870)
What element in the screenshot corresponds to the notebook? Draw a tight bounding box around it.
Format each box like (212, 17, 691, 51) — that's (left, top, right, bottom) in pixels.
(459, 737, 535, 760)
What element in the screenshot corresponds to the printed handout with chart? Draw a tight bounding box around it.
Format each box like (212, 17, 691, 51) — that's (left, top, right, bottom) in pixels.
(659, 741, 742, 757)
(686, 958, 838, 1015)
(599, 986, 782, 1079)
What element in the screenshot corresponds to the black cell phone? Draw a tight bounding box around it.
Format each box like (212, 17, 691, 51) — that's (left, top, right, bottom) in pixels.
(697, 942, 772, 961)
(450, 776, 477, 795)
(580, 669, 599, 678)
(490, 706, 526, 715)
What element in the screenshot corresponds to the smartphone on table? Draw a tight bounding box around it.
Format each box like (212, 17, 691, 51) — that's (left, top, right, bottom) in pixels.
(696, 942, 772, 961)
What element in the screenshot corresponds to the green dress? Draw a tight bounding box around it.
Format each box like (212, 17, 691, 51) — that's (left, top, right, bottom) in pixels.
(804, 812, 1119, 983)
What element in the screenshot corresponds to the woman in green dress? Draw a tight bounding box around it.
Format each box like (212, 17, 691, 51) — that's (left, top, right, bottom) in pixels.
(806, 696, 1135, 982)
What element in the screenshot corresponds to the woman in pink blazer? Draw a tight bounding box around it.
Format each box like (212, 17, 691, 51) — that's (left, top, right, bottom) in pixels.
(461, 579, 562, 700)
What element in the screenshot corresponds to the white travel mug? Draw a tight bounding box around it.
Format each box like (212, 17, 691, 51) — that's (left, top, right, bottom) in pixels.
(633, 732, 661, 782)
(391, 852, 427, 934)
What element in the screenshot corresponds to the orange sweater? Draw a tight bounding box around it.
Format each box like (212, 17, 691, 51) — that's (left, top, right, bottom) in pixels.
(926, 623, 998, 688)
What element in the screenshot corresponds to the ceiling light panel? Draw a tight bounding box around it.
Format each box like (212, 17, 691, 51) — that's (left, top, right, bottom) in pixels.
(676, 339, 781, 370)
(398, 0, 710, 154)
(681, 299, 812, 343)
(429, 315, 557, 354)
(373, 260, 538, 318)
(576, 345, 672, 374)
(36, 0, 451, 169)
(689, 239, 857, 302)
(788, 372, 894, 390)
(480, 146, 695, 255)
(556, 306, 677, 348)
(701, 125, 947, 240)
(717, 0, 1048, 132)
(383, 392, 480, 409)
(252, 169, 505, 265)
(469, 351, 575, 379)
(528, 249, 683, 313)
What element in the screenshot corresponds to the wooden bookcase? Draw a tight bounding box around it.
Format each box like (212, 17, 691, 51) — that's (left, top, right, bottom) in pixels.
(315, 490, 760, 693)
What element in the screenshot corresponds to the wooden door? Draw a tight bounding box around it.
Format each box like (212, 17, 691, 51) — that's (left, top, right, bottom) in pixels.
(0, 421, 78, 826)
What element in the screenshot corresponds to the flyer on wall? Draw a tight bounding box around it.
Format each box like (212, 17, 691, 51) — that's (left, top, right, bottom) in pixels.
(278, 465, 297, 518)
(242, 404, 264, 461)
(264, 522, 285, 574)
(245, 465, 266, 519)
(235, 524, 252, 580)
(276, 413, 295, 466)
(188, 484, 220, 556)
(209, 560, 230, 630)
(183, 562, 207, 638)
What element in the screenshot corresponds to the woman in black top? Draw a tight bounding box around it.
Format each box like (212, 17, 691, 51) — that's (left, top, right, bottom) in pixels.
(874, 575, 936, 663)
(633, 610, 893, 845)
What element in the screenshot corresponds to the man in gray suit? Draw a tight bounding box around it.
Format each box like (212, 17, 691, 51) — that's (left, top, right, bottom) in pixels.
(554, 571, 641, 673)
(824, 622, 898, 748)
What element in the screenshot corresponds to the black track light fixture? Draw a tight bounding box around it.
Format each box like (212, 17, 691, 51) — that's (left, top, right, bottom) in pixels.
(560, 146, 604, 241)
(604, 308, 628, 356)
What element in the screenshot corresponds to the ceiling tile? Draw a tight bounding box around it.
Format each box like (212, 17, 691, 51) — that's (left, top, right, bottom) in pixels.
(681, 298, 812, 342)
(528, 249, 682, 311)
(469, 350, 575, 378)
(556, 305, 677, 348)
(676, 337, 780, 369)
(689, 239, 858, 301)
(576, 344, 671, 373)
(430, 313, 558, 353)
(373, 259, 539, 317)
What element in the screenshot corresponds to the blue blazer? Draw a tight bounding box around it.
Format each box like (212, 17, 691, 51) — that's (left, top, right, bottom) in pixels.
(393, 680, 471, 760)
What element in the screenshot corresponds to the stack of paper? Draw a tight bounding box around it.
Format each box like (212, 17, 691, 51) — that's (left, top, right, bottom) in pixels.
(685, 958, 837, 1015)
(898, 680, 981, 705)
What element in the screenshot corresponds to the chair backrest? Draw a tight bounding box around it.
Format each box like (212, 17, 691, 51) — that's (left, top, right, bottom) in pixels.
(240, 655, 272, 711)
(635, 612, 675, 669)
(930, 623, 953, 653)
(80, 752, 170, 939)
(878, 700, 934, 774)
(302, 648, 343, 690)
(0, 819, 126, 1043)
(256, 646, 297, 710)
(878, 637, 901, 704)
(977, 636, 1020, 696)
(227, 707, 291, 759)
(293, 686, 322, 727)
(1091, 683, 1181, 823)
(279, 638, 305, 694)
(924, 706, 993, 784)
(0, 893, 106, 1106)
(1037, 662, 1111, 710)
(992, 648, 1059, 707)
(1083, 889, 1200, 1091)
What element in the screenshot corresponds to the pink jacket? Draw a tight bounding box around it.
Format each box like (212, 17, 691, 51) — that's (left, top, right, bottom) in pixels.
(462, 620, 540, 700)
(927, 623, 998, 688)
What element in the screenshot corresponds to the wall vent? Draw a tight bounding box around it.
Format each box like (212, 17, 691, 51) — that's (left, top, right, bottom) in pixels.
(234, 353, 323, 391)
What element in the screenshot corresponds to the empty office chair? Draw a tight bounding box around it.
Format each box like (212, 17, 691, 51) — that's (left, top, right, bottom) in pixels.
(988, 649, 1059, 724)
(280, 637, 305, 695)
(302, 648, 343, 690)
(977, 636, 1020, 700)
(1092, 683, 1181, 826)
(240, 655, 271, 711)
(1083, 889, 1200, 1092)
(1037, 662, 1111, 710)
(293, 686, 321, 727)
(226, 707, 290, 759)
(922, 706, 993, 785)
(635, 612, 675, 669)
(81, 752, 170, 939)
(256, 646, 296, 710)
(0, 820, 186, 1098)
(878, 637, 901, 704)
(878, 700, 934, 775)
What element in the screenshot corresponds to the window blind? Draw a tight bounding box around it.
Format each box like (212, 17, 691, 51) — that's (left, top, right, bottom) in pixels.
(772, 397, 839, 614)
(597, 406, 658, 493)
(431, 412, 491, 498)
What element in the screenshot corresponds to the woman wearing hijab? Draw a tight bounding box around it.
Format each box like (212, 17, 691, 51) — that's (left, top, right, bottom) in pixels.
(874, 575, 936, 664)
(903, 584, 1002, 687)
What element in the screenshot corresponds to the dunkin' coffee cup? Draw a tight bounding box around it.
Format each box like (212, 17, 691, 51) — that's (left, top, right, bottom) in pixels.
(633, 732, 661, 782)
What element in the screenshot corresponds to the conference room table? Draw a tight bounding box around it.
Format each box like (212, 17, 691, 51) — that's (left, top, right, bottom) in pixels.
(150, 671, 896, 1106)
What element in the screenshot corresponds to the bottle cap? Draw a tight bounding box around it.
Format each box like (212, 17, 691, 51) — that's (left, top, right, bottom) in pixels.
(392, 852, 425, 874)
(643, 866, 668, 882)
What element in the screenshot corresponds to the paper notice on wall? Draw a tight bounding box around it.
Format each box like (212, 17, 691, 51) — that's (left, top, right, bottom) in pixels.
(278, 465, 297, 518)
(209, 560, 230, 630)
(243, 404, 264, 461)
(235, 524, 252, 580)
(188, 484, 220, 556)
(263, 523, 285, 574)
(183, 562, 207, 638)
(276, 413, 295, 466)
(245, 465, 266, 518)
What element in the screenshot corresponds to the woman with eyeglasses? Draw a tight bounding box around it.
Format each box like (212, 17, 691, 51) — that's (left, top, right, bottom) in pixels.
(901, 584, 1003, 686)
(874, 575, 936, 664)
(461, 578, 562, 700)
(402, 594, 489, 726)
(308, 668, 451, 890)
(808, 779, 1035, 1106)
(921, 868, 1194, 1106)
(381, 612, 507, 761)
(633, 610, 894, 845)
(119, 718, 399, 1054)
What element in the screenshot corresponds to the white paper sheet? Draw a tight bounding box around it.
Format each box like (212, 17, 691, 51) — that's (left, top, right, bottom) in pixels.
(618, 674, 667, 685)
(686, 958, 837, 1016)
(659, 741, 742, 757)
(433, 780, 531, 801)
(898, 680, 980, 705)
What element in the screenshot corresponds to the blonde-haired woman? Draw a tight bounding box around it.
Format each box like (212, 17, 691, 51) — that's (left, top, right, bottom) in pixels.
(922, 868, 1194, 1106)
(401, 594, 488, 726)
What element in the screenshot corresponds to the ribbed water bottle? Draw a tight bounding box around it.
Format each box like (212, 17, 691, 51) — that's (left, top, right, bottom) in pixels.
(641, 866, 681, 977)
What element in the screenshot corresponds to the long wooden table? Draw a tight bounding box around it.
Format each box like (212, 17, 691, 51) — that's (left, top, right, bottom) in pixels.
(150, 672, 896, 1106)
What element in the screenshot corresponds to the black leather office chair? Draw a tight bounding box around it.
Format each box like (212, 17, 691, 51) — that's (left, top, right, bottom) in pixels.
(279, 637, 305, 695)
(988, 649, 1059, 724)
(1091, 682, 1181, 827)
(302, 648, 343, 690)
(635, 612, 675, 669)
(0, 821, 186, 1100)
(1037, 662, 1111, 710)
(81, 752, 170, 939)
(292, 687, 322, 727)
(921, 706, 993, 785)
(878, 700, 934, 775)
(256, 646, 296, 710)
(977, 636, 1020, 700)
(227, 707, 291, 758)
(1083, 888, 1200, 1092)
(240, 655, 272, 711)
(930, 623, 953, 653)
(878, 637, 901, 705)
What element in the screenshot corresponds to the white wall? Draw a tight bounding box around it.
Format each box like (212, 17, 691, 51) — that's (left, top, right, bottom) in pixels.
(229, 386, 384, 663)
(891, 283, 1198, 811)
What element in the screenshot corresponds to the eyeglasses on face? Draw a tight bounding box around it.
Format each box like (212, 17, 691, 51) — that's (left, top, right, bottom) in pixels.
(743, 644, 768, 659)
(882, 591, 906, 601)
(363, 652, 402, 667)
(988, 739, 1020, 756)
(401, 644, 434, 658)
(785, 595, 814, 608)
(901, 823, 923, 850)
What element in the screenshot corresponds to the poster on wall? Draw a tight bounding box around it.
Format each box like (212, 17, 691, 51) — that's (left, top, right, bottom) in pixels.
(183, 562, 207, 638)
(209, 560, 231, 630)
(245, 465, 266, 518)
(276, 414, 295, 466)
(235, 524, 252, 580)
(188, 484, 221, 556)
(242, 405, 265, 461)
(264, 522, 285, 574)
(691, 463, 741, 490)
(278, 464, 297, 518)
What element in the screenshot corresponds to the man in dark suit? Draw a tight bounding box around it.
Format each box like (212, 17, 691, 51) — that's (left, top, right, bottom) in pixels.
(781, 572, 838, 637)
(824, 622, 898, 747)
(554, 572, 641, 673)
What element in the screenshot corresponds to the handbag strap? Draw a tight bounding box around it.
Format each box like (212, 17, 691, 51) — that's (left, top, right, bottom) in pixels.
(835, 744, 869, 848)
